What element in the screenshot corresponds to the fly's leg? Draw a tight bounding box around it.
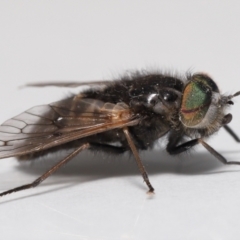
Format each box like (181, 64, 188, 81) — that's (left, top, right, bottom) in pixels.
(167, 137, 240, 166)
(123, 127, 154, 193)
(199, 139, 240, 165)
(0, 143, 90, 197)
(224, 125, 240, 142)
(167, 139, 199, 154)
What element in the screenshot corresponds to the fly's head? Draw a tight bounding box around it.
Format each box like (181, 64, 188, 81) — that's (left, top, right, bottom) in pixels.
(179, 73, 240, 137)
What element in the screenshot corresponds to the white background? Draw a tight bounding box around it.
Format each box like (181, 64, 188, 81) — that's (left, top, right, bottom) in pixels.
(0, 1, 240, 240)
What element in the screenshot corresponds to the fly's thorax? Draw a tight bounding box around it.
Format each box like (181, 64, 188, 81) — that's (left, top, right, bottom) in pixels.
(130, 88, 182, 117)
(179, 74, 226, 134)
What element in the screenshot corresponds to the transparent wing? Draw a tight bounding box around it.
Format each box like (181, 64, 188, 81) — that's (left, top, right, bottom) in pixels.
(0, 96, 137, 159)
(23, 80, 111, 88)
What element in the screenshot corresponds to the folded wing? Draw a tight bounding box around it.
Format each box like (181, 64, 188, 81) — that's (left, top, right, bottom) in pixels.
(0, 96, 137, 159)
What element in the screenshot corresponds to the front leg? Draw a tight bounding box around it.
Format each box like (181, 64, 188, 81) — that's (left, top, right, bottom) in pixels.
(167, 133, 240, 166)
(224, 125, 240, 143)
(167, 131, 200, 155)
(167, 138, 200, 155)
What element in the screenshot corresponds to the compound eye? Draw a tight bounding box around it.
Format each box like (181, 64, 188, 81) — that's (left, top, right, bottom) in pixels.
(180, 77, 212, 127)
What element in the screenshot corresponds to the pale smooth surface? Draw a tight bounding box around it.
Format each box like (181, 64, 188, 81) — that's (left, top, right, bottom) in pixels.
(1, 1, 240, 240)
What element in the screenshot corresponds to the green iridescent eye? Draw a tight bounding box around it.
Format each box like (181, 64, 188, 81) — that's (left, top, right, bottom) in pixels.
(180, 75, 217, 127)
